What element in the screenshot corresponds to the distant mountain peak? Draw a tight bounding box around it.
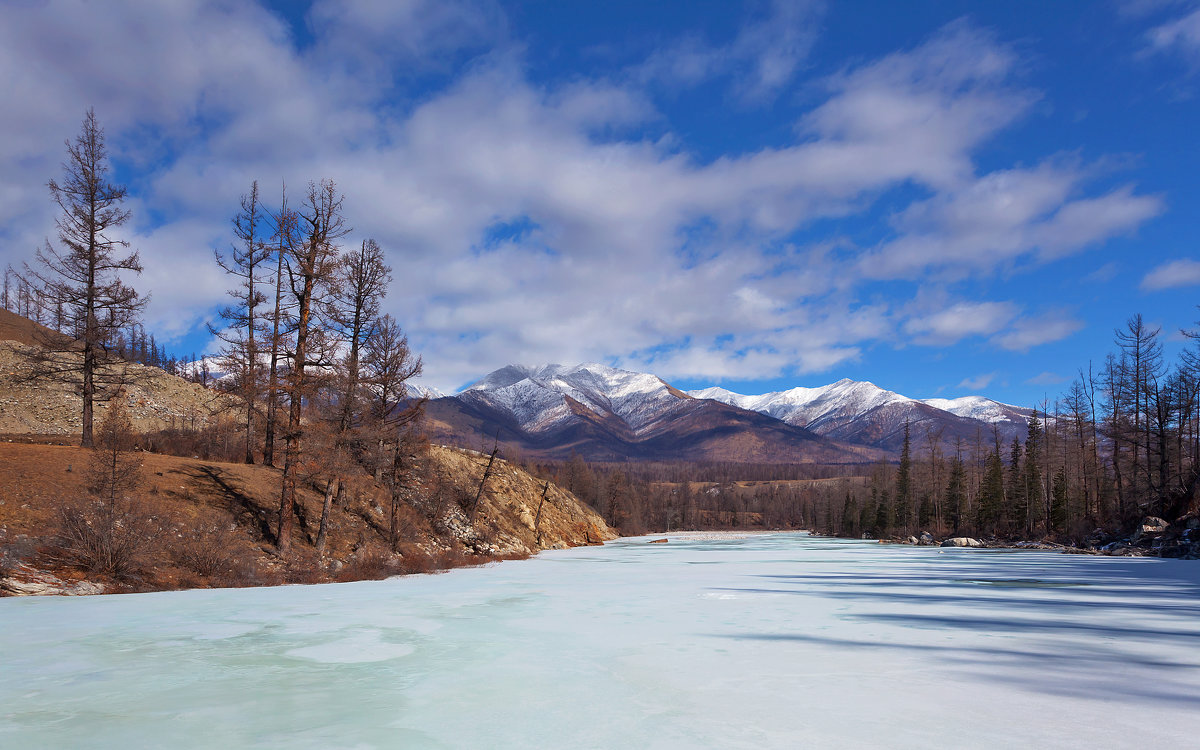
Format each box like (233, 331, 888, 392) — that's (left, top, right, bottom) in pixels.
(688, 377, 1030, 450)
(434, 363, 1031, 460)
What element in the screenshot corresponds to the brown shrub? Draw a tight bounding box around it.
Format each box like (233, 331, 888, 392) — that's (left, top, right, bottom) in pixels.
(169, 517, 263, 587)
(48, 497, 161, 581)
(335, 549, 404, 582)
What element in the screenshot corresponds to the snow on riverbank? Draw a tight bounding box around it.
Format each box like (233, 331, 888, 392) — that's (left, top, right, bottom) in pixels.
(2, 533, 1198, 748)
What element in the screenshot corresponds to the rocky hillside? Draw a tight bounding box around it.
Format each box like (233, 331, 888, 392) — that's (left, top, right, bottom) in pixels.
(0, 441, 615, 596)
(0, 339, 235, 436)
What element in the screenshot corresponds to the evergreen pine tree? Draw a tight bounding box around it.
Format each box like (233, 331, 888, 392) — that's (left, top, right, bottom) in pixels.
(1006, 436, 1025, 534)
(1050, 467, 1069, 534)
(945, 454, 966, 533)
(1023, 412, 1045, 535)
(977, 450, 1005, 536)
(895, 422, 912, 534)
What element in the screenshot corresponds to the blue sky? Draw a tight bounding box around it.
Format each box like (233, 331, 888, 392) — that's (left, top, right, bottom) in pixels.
(2, 0, 1199, 406)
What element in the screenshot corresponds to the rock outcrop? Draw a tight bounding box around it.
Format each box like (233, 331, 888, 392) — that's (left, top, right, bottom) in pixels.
(941, 537, 984, 548)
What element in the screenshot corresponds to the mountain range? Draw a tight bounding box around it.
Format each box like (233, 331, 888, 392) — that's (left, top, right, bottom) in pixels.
(424, 363, 1033, 463)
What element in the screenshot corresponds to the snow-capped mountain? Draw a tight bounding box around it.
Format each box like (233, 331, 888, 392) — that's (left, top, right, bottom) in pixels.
(409, 384, 447, 400)
(689, 380, 1031, 451)
(427, 362, 1032, 460)
(426, 363, 882, 463)
(919, 395, 1032, 425)
(690, 379, 913, 433)
(175, 355, 238, 384)
(461, 363, 688, 436)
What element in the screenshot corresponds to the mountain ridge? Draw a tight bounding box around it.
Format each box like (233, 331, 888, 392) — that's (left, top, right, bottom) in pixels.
(429, 362, 1033, 460)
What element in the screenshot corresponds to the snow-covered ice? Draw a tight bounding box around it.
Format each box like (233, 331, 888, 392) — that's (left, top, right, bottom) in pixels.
(2, 534, 1199, 748)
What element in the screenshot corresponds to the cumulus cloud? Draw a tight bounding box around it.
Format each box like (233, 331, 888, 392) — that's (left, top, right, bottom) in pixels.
(0, 3, 1167, 390)
(1141, 258, 1200, 289)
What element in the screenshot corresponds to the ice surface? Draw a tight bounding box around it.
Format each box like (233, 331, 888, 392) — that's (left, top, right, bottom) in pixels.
(3, 535, 1199, 748)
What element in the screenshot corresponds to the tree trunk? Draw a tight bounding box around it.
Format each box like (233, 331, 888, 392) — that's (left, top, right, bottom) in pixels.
(264, 246, 284, 466)
(316, 479, 335, 554)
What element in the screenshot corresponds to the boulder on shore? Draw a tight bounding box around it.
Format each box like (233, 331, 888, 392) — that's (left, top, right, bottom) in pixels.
(918, 531, 935, 545)
(940, 537, 983, 548)
(1131, 516, 1170, 543)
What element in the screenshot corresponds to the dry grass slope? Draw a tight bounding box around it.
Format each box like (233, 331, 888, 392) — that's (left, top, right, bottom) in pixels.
(0, 441, 614, 595)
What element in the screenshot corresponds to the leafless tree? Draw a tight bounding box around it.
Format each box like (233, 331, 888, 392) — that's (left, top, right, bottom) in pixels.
(55, 395, 155, 579)
(362, 314, 424, 549)
(211, 181, 272, 464)
(263, 185, 296, 467)
(276, 179, 348, 555)
(331, 238, 392, 434)
(21, 109, 145, 447)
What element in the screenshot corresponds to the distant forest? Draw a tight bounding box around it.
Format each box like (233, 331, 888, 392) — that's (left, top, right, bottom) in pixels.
(521, 312, 1200, 543)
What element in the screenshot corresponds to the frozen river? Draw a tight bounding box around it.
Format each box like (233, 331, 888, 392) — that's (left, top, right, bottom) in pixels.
(2, 533, 1199, 748)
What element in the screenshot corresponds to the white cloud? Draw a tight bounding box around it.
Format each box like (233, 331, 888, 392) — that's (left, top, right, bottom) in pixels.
(903, 301, 1018, 346)
(1026, 371, 1067, 386)
(1141, 258, 1200, 289)
(0, 5, 1168, 390)
(1146, 6, 1200, 63)
(636, 0, 823, 102)
(992, 312, 1083, 351)
(861, 166, 1163, 280)
(958, 372, 997, 390)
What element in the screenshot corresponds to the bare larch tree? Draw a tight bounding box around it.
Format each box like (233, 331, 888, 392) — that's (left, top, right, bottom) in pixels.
(263, 185, 296, 467)
(362, 314, 424, 549)
(332, 238, 392, 434)
(211, 181, 272, 463)
(22, 109, 145, 448)
(276, 179, 348, 554)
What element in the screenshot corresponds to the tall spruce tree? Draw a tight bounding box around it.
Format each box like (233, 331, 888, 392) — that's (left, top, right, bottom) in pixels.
(1023, 412, 1044, 535)
(977, 449, 1005, 536)
(945, 453, 966, 533)
(895, 422, 912, 534)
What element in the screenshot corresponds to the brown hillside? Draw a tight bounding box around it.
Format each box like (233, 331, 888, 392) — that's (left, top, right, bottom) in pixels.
(425, 394, 887, 464)
(0, 442, 614, 595)
(0, 307, 66, 348)
(0, 340, 236, 436)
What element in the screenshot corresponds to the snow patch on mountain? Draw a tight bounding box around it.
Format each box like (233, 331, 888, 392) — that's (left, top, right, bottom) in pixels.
(690, 379, 914, 430)
(920, 396, 1030, 424)
(464, 363, 689, 434)
(690, 379, 1031, 440)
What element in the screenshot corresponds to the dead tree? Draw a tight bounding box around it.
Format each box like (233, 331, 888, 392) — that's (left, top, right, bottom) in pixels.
(315, 479, 336, 554)
(360, 314, 425, 548)
(263, 185, 296, 467)
(21, 109, 145, 447)
(276, 180, 348, 555)
(210, 181, 272, 464)
(534, 481, 550, 546)
(331, 238, 392, 434)
(469, 442, 500, 522)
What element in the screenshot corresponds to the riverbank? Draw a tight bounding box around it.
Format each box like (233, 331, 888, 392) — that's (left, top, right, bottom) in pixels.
(860, 514, 1200, 559)
(0, 442, 615, 597)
